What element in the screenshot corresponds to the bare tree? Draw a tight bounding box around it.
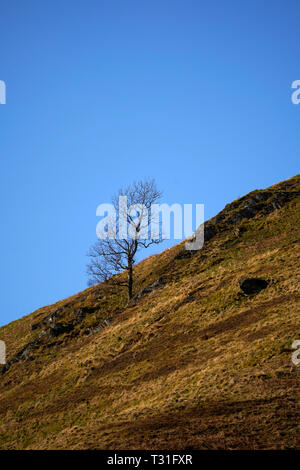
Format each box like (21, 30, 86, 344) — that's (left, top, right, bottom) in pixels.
(87, 179, 162, 300)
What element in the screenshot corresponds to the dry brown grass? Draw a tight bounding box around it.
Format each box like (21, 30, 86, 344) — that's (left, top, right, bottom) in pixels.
(0, 175, 299, 450)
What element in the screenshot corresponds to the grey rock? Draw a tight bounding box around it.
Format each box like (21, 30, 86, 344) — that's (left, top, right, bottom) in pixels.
(72, 306, 96, 324)
(133, 277, 165, 301)
(84, 318, 111, 336)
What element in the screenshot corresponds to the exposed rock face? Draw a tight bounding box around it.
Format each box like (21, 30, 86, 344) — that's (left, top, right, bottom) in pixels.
(234, 226, 246, 237)
(48, 322, 74, 338)
(42, 307, 65, 327)
(133, 277, 165, 301)
(202, 190, 299, 242)
(3, 305, 99, 374)
(0, 338, 40, 374)
(239, 278, 269, 295)
(84, 319, 111, 336)
(72, 306, 97, 324)
(174, 187, 300, 260)
(204, 224, 217, 242)
(31, 305, 96, 333)
(31, 306, 66, 331)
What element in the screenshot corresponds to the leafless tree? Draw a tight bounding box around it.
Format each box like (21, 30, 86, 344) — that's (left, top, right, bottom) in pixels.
(87, 179, 162, 300)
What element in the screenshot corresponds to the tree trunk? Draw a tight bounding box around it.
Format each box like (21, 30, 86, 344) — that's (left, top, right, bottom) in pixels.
(128, 263, 133, 300)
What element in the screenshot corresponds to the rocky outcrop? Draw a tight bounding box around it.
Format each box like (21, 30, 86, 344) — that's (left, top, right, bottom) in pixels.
(0, 338, 40, 374)
(174, 187, 300, 260)
(72, 306, 97, 323)
(2, 301, 113, 375)
(31, 304, 97, 332)
(239, 278, 269, 295)
(201, 190, 299, 242)
(48, 322, 74, 338)
(84, 318, 111, 336)
(133, 277, 165, 301)
(3, 305, 99, 374)
(31, 306, 67, 331)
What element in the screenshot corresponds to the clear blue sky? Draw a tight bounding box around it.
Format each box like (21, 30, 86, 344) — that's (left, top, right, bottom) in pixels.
(0, 0, 299, 326)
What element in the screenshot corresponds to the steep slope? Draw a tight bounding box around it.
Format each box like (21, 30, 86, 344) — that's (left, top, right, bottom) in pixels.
(0, 175, 299, 450)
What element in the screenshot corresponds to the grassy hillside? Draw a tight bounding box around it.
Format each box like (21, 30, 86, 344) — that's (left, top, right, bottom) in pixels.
(0, 175, 299, 450)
